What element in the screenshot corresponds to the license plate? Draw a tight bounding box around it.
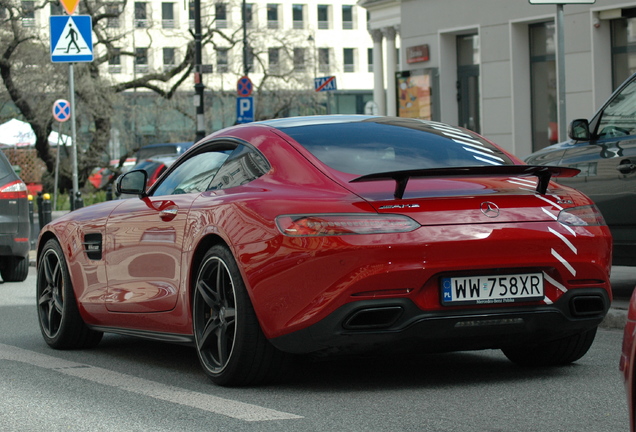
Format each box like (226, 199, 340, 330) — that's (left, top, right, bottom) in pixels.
(441, 272, 544, 305)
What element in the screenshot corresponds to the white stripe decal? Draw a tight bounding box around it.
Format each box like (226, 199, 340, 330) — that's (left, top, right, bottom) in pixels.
(542, 207, 558, 220)
(548, 227, 577, 254)
(551, 249, 577, 277)
(0, 343, 302, 421)
(536, 195, 564, 211)
(543, 272, 568, 294)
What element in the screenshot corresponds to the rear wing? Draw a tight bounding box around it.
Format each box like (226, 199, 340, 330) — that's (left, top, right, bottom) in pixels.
(350, 165, 580, 199)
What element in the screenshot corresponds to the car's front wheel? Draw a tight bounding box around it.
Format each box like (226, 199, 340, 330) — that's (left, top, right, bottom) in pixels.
(502, 327, 597, 366)
(36, 239, 103, 349)
(192, 245, 289, 386)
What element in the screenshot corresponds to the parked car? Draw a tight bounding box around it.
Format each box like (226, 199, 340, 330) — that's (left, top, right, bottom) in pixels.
(88, 158, 136, 190)
(525, 72, 636, 266)
(621, 289, 636, 432)
(135, 141, 193, 163)
(36, 115, 612, 386)
(0, 151, 30, 282)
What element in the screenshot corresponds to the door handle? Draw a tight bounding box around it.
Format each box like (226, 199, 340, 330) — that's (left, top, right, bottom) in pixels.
(160, 205, 178, 221)
(617, 160, 636, 174)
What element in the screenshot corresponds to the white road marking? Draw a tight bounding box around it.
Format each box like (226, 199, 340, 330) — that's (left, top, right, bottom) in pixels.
(0, 343, 302, 422)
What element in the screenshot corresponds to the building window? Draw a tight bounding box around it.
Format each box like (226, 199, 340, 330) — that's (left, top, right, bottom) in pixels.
(342, 5, 353, 30)
(343, 48, 355, 72)
(267, 4, 279, 29)
(135, 47, 149, 73)
(21, 1, 35, 27)
(292, 4, 304, 29)
(243, 3, 254, 29)
(189, 1, 194, 29)
(163, 47, 176, 71)
(294, 47, 306, 71)
(530, 22, 557, 151)
(367, 47, 373, 72)
(106, 3, 121, 28)
(162, 3, 175, 29)
(611, 16, 636, 88)
(268, 47, 280, 73)
(317, 5, 329, 30)
(134, 2, 148, 28)
(50, 1, 63, 16)
(318, 47, 330, 73)
(215, 3, 227, 29)
(217, 48, 229, 73)
(109, 48, 122, 73)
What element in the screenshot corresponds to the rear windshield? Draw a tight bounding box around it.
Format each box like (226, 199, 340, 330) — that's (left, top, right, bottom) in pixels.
(277, 120, 514, 175)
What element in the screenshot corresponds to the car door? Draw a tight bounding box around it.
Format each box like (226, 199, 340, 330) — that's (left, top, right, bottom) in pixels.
(557, 76, 636, 264)
(105, 146, 232, 312)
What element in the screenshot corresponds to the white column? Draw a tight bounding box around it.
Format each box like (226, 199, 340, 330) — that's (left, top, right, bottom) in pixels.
(370, 29, 386, 115)
(384, 26, 398, 117)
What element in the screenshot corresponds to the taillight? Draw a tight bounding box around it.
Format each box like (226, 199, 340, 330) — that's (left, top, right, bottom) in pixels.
(276, 214, 420, 236)
(0, 180, 28, 199)
(557, 205, 606, 226)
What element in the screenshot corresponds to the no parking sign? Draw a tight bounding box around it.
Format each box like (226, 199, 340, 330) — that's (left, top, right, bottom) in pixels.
(52, 99, 71, 122)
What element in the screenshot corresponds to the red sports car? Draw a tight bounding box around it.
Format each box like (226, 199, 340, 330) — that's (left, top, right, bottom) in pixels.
(621, 290, 636, 431)
(36, 116, 612, 386)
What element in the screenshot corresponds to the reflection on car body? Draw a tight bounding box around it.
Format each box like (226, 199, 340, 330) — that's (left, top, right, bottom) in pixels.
(526, 72, 636, 266)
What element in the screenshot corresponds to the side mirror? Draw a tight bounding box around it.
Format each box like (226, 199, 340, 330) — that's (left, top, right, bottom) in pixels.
(116, 170, 148, 198)
(568, 119, 591, 141)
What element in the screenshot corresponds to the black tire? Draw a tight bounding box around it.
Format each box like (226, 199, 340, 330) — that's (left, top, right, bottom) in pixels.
(502, 327, 597, 366)
(36, 239, 103, 349)
(0, 255, 29, 282)
(193, 245, 289, 386)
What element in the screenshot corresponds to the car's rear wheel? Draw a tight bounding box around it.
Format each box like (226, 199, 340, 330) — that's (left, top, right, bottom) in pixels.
(36, 239, 103, 349)
(0, 255, 29, 282)
(193, 245, 288, 386)
(502, 327, 597, 366)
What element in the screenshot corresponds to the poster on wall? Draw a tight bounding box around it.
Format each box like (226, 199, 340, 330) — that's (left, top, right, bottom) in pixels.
(396, 70, 432, 120)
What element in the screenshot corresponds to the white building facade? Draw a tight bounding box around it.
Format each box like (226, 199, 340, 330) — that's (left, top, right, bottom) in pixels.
(362, 0, 636, 158)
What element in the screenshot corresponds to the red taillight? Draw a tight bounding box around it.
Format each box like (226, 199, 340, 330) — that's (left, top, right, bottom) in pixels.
(276, 214, 420, 236)
(0, 180, 28, 199)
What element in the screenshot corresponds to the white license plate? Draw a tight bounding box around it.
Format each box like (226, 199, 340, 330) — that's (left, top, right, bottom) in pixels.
(441, 272, 544, 305)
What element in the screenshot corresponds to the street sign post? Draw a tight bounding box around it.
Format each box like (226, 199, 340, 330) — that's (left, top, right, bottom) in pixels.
(52, 99, 71, 122)
(50, 15, 93, 63)
(236, 97, 254, 123)
(237, 76, 253, 97)
(314, 76, 337, 92)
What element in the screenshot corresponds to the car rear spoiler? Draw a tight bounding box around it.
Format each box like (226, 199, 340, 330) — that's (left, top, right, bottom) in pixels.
(350, 165, 581, 199)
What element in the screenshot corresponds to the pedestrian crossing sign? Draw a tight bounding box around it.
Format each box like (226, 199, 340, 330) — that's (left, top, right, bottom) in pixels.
(50, 15, 93, 63)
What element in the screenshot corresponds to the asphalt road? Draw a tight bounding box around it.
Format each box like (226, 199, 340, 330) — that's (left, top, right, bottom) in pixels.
(0, 266, 632, 431)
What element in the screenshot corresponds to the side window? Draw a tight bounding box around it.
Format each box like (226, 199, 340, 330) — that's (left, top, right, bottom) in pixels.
(152, 149, 232, 196)
(597, 79, 636, 139)
(208, 145, 270, 190)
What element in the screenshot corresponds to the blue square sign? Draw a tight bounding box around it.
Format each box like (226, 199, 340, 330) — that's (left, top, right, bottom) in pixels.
(50, 15, 93, 63)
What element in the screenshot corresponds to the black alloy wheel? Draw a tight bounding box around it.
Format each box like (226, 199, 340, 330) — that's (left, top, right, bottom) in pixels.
(36, 239, 102, 349)
(193, 245, 289, 386)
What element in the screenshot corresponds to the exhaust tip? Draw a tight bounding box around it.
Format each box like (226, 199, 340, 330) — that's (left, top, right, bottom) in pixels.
(343, 306, 403, 330)
(570, 295, 606, 317)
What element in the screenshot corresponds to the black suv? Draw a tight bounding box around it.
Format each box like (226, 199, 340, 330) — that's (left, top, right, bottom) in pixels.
(0, 151, 30, 281)
(526, 73, 636, 266)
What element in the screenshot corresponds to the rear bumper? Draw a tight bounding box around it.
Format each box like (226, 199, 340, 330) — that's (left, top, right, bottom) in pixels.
(270, 287, 610, 355)
(0, 234, 30, 258)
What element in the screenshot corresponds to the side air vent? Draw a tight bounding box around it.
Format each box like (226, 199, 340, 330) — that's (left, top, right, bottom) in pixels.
(83, 233, 103, 260)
